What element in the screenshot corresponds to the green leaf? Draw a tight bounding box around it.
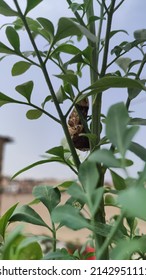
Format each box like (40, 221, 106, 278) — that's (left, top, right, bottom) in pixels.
(32, 185, 61, 213)
(1, 226, 24, 260)
(79, 161, 99, 193)
(129, 142, 146, 161)
(78, 76, 146, 102)
(106, 102, 138, 156)
(26, 109, 42, 120)
(43, 248, 75, 260)
(118, 187, 146, 221)
(0, 92, 19, 106)
(67, 183, 87, 203)
(110, 170, 127, 190)
(111, 238, 146, 260)
(137, 163, 146, 186)
(57, 180, 75, 189)
(0, 203, 18, 241)
(134, 29, 146, 40)
(6, 26, 20, 52)
(54, 17, 82, 44)
(46, 145, 65, 159)
(130, 118, 146, 126)
(15, 81, 33, 102)
(91, 188, 105, 216)
(25, 0, 43, 15)
(110, 29, 128, 39)
(0, 0, 18, 16)
(77, 25, 97, 43)
(89, 149, 122, 168)
(0, 42, 15, 54)
(37, 17, 54, 40)
(55, 73, 78, 89)
(56, 86, 68, 103)
(52, 44, 81, 56)
(10, 205, 49, 228)
(11, 158, 66, 179)
(116, 57, 131, 73)
(12, 61, 32, 76)
(16, 240, 43, 260)
(128, 87, 143, 100)
(51, 204, 91, 230)
(41, 95, 52, 108)
(88, 76, 146, 91)
(105, 194, 117, 206)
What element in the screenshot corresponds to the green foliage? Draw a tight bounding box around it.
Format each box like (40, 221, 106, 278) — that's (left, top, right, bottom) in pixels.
(0, 0, 146, 260)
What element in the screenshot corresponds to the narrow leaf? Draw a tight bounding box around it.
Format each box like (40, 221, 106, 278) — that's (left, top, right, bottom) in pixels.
(0, 42, 15, 54)
(106, 103, 130, 156)
(77, 25, 97, 43)
(110, 170, 127, 190)
(0, 92, 19, 106)
(46, 146, 65, 159)
(25, 0, 43, 15)
(77, 76, 146, 102)
(0, 203, 18, 240)
(79, 161, 99, 193)
(6, 26, 20, 52)
(130, 118, 146, 126)
(0, 0, 18, 16)
(11, 158, 66, 179)
(15, 81, 33, 102)
(89, 76, 146, 91)
(129, 141, 146, 161)
(10, 205, 49, 228)
(12, 61, 32, 76)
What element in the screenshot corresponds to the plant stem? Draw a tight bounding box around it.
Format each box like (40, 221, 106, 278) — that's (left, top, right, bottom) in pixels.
(13, 0, 80, 170)
(52, 222, 57, 252)
(84, 0, 110, 259)
(97, 211, 125, 259)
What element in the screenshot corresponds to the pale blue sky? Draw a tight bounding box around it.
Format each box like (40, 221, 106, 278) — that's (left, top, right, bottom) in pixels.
(0, 0, 146, 180)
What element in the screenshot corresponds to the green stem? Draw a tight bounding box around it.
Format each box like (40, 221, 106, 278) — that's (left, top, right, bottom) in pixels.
(100, 0, 116, 77)
(126, 53, 146, 110)
(13, 0, 80, 170)
(85, 0, 109, 260)
(52, 222, 57, 252)
(97, 211, 125, 259)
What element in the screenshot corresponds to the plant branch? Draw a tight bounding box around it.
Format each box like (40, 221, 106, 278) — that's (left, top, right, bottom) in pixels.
(13, 0, 81, 170)
(97, 211, 125, 259)
(100, 0, 116, 77)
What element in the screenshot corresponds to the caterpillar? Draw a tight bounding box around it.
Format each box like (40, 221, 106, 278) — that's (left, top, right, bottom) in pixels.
(67, 98, 90, 151)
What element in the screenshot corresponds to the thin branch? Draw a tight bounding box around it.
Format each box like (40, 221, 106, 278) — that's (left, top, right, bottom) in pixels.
(102, 0, 109, 14)
(114, 0, 125, 12)
(97, 211, 125, 259)
(100, 0, 116, 77)
(13, 0, 81, 170)
(66, 0, 87, 27)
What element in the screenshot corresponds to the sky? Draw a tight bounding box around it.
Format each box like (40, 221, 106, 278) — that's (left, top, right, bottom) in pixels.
(0, 0, 146, 180)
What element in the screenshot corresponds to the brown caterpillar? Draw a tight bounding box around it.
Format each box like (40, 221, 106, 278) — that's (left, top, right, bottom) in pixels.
(68, 98, 90, 151)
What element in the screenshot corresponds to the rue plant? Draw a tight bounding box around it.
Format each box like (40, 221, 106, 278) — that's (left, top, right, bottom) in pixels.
(0, 0, 146, 260)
